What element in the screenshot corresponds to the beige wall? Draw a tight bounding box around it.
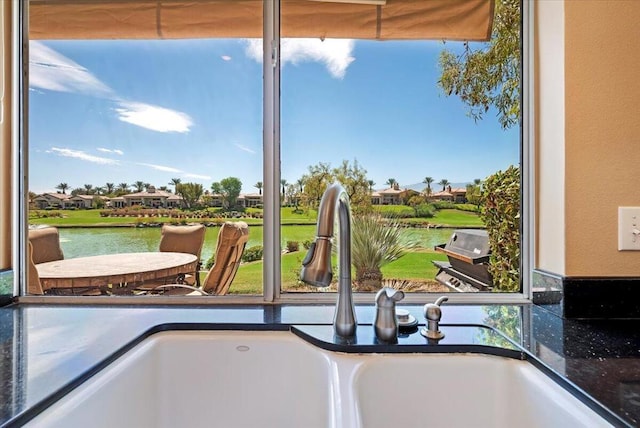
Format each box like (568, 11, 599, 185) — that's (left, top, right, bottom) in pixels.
(537, 0, 640, 277)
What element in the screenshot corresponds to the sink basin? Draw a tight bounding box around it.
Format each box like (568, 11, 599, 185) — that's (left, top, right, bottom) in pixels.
(26, 330, 612, 428)
(352, 353, 611, 428)
(27, 331, 333, 428)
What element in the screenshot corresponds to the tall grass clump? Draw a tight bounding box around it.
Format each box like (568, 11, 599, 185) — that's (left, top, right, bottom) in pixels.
(350, 213, 419, 291)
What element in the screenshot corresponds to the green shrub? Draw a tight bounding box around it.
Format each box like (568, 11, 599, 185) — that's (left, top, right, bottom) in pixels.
(481, 165, 520, 292)
(205, 254, 215, 270)
(302, 239, 313, 250)
(413, 203, 435, 218)
(242, 245, 264, 263)
(432, 201, 457, 210)
(286, 241, 299, 252)
(456, 204, 481, 213)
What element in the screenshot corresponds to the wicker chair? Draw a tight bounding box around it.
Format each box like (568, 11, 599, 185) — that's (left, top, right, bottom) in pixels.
(28, 227, 64, 265)
(156, 224, 206, 286)
(152, 221, 249, 296)
(27, 241, 44, 295)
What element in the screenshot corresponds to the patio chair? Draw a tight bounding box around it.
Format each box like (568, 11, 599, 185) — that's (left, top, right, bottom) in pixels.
(157, 224, 206, 286)
(151, 221, 249, 296)
(27, 241, 44, 295)
(28, 227, 64, 264)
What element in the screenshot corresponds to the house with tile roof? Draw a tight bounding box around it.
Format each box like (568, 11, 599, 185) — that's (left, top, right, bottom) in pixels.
(371, 183, 419, 205)
(430, 185, 467, 203)
(121, 186, 184, 208)
(33, 193, 71, 209)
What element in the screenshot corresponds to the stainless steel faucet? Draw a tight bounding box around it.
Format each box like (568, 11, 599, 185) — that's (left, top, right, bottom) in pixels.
(421, 296, 448, 340)
(300, 183, 357, 338)
(374, 287, 405, 343)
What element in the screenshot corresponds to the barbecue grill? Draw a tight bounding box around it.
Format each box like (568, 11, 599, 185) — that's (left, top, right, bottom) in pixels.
(433, 229, 493, 292)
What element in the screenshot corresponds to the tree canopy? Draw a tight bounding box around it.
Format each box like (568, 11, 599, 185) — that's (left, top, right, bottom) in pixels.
(438, 0, 520, 129)
(301, 160, 371, 213)
(211, 177, 242, 209)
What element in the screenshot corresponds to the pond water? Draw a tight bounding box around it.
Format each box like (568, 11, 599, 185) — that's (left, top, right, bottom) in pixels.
(57, 226, 455, 263)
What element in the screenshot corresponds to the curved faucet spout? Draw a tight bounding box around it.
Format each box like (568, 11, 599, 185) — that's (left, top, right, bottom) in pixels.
(300, 183, 356, 338)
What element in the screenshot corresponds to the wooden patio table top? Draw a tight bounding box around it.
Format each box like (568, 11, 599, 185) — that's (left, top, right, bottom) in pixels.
(36, 252, 198, 290)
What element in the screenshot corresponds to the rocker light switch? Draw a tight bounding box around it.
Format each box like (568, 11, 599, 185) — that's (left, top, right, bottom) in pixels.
(618, 207, 640, 251)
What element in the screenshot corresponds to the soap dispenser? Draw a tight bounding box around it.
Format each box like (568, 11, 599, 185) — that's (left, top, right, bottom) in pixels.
(374, 287, 405, 343)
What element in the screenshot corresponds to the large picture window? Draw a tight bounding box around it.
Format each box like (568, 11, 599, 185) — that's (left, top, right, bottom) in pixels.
(24, 0, 524, 300)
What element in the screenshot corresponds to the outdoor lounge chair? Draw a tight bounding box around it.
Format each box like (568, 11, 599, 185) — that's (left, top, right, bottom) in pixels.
(28, 227, 64, 264)
(156, 224, 206, 286)
(27, 241, 44, 295)
(151, 221, 249, 296)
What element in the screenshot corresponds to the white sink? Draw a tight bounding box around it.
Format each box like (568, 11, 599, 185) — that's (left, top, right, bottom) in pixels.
(352, 353, 611, 428)
(27, 331, 334, 428)
(26, 330, 612, 428)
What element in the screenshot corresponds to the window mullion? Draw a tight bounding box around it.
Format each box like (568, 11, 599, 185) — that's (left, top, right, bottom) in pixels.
(262, 0, 281, 302)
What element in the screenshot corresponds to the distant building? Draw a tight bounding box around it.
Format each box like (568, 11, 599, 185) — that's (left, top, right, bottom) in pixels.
(238, 193, 263, 208)
(122, 186, 184, 208)
(431, 185, 467, 203)
(371, 183, 419, 205)
(33, 193, 71, 209)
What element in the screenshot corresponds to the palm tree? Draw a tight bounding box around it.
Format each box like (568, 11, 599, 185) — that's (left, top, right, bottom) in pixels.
(385, 178, 397, 188)
(422, 176, 434, 196)
(134, 181, 145, 192)
(169, 178, 181, 192)
(83, 184, 93, 195)
(55, 182, 69, 194)
(473, 178, 482, 187)
(255, 181, 263, 195)
(117, 182, 129, 193)
(438, 179, 450, 191)
(105, 183, 115, 195)
(296, 178, 305, 193)
(94, 186, 105, 196)
(367, 180, 375, 192)
(280, 179, 288, 196)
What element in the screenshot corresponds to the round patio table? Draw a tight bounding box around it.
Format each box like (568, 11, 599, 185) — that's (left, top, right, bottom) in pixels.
(36, 252, 198, 293)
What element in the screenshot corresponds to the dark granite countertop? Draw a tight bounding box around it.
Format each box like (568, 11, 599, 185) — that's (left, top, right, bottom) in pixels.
(0, 303, 637, 427)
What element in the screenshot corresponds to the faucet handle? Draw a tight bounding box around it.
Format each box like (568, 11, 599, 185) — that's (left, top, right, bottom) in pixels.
(421, 296, 448, 340)
(424, 296, 448, 322)
(375, 287, 405, 307)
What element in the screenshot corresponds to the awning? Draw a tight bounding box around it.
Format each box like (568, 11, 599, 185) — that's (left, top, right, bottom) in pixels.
(29, 0, 495, 41)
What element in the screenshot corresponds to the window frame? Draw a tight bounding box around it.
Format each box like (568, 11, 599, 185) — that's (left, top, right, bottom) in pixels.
(14, 0, 533, 304)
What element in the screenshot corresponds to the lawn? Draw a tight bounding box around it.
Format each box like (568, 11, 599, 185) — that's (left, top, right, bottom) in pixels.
(227, 249, 448, 294)
(29, 207, 482, 228)
(29, 207, 319, 226)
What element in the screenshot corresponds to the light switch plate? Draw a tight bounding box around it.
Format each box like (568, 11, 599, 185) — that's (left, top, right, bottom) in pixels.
(618, 207, 640, 250)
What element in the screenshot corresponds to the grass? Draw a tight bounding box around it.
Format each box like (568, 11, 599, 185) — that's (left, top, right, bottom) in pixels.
(30, 206, 482, 227)
(227, 249, 449, 294)
(410, 209, 484, 227)
(29, 207, 319, 226)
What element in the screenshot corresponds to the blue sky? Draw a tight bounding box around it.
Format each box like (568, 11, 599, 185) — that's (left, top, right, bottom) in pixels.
(29, 37, 518, 194)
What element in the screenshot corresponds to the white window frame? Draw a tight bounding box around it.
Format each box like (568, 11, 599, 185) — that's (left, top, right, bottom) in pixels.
(14, 0, 533, 304)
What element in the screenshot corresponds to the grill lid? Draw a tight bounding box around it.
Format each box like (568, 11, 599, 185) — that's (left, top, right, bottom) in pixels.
(434, 229, 490, 264)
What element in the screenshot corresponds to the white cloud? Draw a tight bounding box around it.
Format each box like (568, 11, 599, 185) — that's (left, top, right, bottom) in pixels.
(184, 173, 212, 180)
(221, 55, 232, 61)
(49, 147, 119, 165)
(136, 163, 182, 173)
(114, 101, 193, 133)
(244, 38, 355, 79)
(29, 41, 114, 97)
(234, 143, 256, 154)
(30, 41, 194, 134)
(97, 147, 124, 156)
(137, 163, 211, 180)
